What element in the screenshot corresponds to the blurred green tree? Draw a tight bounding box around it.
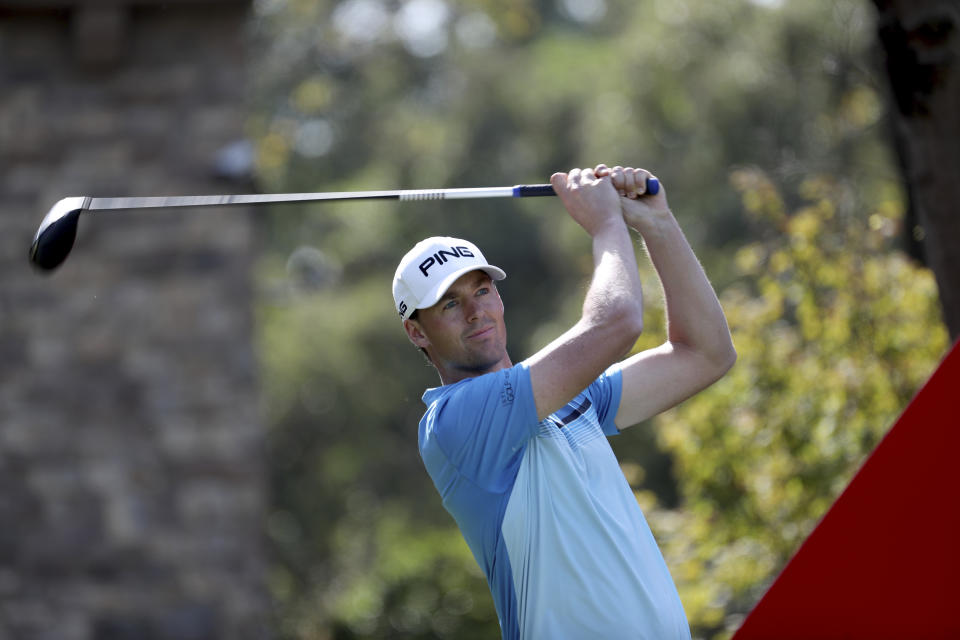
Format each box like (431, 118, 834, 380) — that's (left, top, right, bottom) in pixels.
(638, 168, 948, 636)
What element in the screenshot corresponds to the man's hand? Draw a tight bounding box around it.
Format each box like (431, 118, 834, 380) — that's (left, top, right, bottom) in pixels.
(594, 164, 671, 234)
(550, 167, 624, 236)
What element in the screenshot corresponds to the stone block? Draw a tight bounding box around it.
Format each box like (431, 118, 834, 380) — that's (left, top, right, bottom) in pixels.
(0, 2, 265, 638)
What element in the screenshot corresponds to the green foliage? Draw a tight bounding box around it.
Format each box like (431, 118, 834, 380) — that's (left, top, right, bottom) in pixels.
(248, 0, 949, 638)
(270, 498, 497, 639)
(643, 169, 948, 637)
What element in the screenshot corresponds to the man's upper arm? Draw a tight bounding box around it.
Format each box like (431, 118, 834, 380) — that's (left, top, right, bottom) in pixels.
(429, 364, 540, 489)
(614, 341, 734, 430)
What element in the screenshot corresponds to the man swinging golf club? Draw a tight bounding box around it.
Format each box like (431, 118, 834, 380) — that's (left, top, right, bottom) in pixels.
(393, 164, 736, 639)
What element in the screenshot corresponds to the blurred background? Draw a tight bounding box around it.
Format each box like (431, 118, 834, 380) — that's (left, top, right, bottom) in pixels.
(1, 0, 956, 639)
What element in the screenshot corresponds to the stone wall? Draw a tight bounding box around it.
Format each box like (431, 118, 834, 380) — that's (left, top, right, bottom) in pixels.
(0, 2, 267, 638)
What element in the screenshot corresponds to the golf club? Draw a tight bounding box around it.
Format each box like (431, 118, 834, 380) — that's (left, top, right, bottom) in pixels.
(29, 178, 659, 272)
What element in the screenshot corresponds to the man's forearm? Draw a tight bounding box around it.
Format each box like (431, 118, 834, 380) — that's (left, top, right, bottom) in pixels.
(526, 172, 646, 421)
(631, 210, 734, 367)
(582, 218, 644, 337)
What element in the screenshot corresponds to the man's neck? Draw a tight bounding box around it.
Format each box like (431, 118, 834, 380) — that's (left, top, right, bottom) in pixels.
(437, 357, 513, 386)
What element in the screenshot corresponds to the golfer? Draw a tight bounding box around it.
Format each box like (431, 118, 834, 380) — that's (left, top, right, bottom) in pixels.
(392, 164, 736, 639)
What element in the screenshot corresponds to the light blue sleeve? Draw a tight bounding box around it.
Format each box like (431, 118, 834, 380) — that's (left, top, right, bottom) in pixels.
(587, 364, 624, 437)
(430, 363, 540, 492)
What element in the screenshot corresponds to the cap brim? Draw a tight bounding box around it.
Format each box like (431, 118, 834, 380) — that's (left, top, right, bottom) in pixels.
(414, 265, 506, 312)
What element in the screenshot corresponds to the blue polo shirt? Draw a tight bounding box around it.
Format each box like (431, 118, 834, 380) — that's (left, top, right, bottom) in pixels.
(418, 361, 690, 639)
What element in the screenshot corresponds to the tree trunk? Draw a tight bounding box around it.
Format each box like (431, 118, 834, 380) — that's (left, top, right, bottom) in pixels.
(872, 0, 960, 342)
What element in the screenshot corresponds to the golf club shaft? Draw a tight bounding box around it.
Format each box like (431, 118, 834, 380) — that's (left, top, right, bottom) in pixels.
(30, 178, 660, 272)
(81, 177, 658, 212)
(86, 185, 554, 212)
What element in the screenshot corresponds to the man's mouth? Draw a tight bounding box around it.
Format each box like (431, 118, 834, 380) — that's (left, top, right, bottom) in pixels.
(465, 326, 495, 340)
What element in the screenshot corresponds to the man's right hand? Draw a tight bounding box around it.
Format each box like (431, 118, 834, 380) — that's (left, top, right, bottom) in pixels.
(550, 167, 625, 236)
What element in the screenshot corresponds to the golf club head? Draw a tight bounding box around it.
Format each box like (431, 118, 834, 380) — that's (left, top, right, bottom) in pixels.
(29, 197, 87, 272)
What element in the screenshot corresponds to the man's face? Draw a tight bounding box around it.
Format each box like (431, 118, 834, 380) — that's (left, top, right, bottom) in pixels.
(405, 270, 509, 381)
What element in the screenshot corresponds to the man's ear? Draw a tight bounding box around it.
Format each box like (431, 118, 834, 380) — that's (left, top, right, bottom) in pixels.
(404, 317, 430, 349)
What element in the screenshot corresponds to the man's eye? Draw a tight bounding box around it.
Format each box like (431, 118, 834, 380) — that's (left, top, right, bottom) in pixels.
(443, 299, 458, 310)
(477, 287, 489, 296)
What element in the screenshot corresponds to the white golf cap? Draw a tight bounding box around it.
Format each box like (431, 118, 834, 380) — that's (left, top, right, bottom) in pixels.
(393, 236, 506, 321)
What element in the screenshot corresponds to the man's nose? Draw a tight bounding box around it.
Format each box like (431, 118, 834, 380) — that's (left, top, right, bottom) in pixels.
(463, 297, 483, 322)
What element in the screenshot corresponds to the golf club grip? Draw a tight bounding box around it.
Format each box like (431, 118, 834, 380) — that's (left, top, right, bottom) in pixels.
(513, 184, 557, 197)
(514, 177, 660, 198)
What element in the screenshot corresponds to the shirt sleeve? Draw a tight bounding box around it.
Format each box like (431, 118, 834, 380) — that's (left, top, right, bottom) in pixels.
(429, 363, 540, 492)
(586, 364, 624, 437)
